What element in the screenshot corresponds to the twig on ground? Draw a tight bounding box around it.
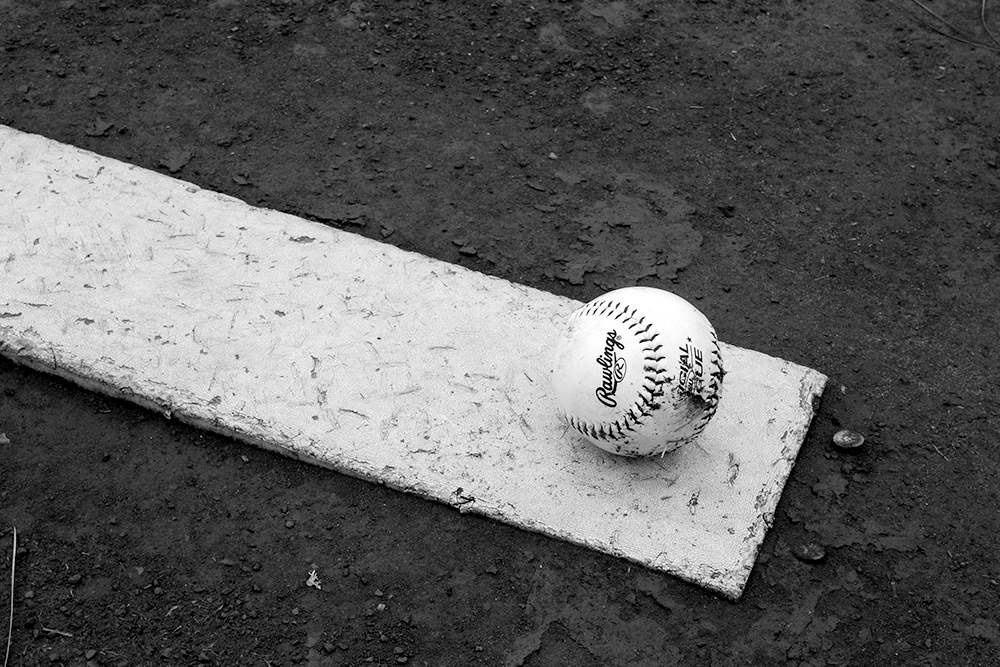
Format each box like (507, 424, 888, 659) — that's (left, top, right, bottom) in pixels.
(4, 527, 15, 667)
(889, 0, 1000, 52)
(982, 0, 1000, 47)
(40, 628, 73, 638)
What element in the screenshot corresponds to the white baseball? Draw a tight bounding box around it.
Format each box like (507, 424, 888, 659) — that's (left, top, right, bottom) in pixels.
(551, 287, 724, 457)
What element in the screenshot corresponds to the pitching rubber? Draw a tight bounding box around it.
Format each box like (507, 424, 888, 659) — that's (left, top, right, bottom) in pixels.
(0, 126, 826, 599)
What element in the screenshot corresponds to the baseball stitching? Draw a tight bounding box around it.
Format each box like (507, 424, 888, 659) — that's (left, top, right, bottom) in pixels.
(564, 298, 670, 452)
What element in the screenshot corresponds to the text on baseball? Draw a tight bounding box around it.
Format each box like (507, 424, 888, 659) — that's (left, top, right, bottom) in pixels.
(595, 330, 627, 407)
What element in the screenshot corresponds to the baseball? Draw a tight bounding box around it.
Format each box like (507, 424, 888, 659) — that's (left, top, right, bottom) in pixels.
(551, 287, 724, 457)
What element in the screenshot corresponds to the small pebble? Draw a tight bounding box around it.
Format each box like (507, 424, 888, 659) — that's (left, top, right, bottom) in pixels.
(832, 429, 865, 451)
(792, 542, 826, 563)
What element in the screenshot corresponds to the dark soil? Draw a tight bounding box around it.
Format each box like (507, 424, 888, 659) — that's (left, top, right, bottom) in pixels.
(2, 0, 999, 666)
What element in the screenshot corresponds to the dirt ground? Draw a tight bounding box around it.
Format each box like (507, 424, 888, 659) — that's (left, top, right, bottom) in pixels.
(1, 0, 999, 665)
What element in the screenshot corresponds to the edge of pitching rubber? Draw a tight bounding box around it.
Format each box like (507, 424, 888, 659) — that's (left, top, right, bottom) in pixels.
(0, 125, 828, 600)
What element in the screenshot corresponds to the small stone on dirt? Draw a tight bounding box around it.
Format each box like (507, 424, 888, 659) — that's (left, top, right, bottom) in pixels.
(792, 542, 826, 563)
(832, 429, 865, 451)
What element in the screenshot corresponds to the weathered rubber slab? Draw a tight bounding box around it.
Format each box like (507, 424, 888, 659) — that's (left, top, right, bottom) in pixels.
(0, 126, 826, 599)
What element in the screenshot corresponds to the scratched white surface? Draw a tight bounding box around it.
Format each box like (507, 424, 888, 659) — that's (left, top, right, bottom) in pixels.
(0, 125, 826, 599)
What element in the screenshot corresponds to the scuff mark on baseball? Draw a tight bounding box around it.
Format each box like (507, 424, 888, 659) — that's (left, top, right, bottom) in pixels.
(550, 286, 724, 457)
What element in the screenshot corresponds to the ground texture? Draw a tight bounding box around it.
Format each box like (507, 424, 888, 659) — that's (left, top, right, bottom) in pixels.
(1, 0, 999, 665)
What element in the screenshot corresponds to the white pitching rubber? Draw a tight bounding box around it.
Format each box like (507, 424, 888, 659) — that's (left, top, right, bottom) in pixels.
(0, 126, 826, 599)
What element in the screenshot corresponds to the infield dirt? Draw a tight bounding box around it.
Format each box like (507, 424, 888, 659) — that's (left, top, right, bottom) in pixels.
(2, 1, 999, 666)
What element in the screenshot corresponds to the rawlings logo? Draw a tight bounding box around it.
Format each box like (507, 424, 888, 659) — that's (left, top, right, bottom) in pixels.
(595, 330, 627, 407)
